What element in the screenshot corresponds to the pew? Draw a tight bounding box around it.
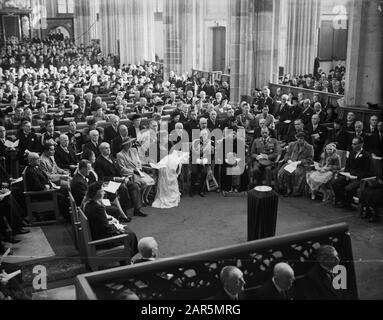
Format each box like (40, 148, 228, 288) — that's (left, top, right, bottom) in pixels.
(75, 223, 358, 300)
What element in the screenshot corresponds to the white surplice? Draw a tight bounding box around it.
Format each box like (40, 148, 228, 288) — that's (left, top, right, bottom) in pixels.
(151, 151, 189, 209)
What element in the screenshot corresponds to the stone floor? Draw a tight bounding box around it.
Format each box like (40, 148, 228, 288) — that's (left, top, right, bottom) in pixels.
(9, 193, 383, 300)
(128, 193, 383, 300)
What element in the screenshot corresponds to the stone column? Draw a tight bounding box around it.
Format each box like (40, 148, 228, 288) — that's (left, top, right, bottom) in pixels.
(345, 0, 383, 107)
(228, 0, 274, 103)
(97, 0, 155, 65)
(74, 0, 91, 45)
(164, 0, 183, 78)
(163, 0, 204, 79)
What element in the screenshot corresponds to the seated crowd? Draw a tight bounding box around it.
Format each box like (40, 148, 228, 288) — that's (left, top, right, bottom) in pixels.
(213, 245, 346, 300)
(277, 61, 346, 95)
(0, 39, 382, 295)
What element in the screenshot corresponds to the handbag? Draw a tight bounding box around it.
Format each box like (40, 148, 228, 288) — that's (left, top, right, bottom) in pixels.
(206, 170, 219, 191)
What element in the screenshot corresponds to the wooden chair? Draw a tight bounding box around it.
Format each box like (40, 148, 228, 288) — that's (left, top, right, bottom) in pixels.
(22, 169, 61, 226)
(68, 191, 81, 249)
(78, 209, 131, 272)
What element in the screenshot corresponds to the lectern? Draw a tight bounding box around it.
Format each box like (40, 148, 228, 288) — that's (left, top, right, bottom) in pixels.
(247, 186, 278, 241)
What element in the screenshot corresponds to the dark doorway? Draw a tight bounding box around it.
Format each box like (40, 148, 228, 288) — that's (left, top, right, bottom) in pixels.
(3, 15, 20, 41)
(212, 26, 226, 72)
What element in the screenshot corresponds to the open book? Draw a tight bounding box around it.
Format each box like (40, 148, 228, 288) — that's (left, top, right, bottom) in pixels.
(284, 161, 300, 173)
(339, 172, 357, 180)
(103, 181, 121, 194)
(4, 139, 19, 148)
(101, 199, 112, 207)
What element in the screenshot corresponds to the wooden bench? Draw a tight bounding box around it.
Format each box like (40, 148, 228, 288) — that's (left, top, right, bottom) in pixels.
(78, 208, 132, 272)
(75, 223, 358, 300)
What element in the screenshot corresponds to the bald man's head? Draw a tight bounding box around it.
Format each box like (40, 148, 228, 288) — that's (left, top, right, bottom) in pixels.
(220, 266, 245, 296)
(99, 142, 111, 157)
(138, 237, 158, 259)
(28, 152, 40, 166)
(119, 125, 128, 137)
(273, 263, 295, 291)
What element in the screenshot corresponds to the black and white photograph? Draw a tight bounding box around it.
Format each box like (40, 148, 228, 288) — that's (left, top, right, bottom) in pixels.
(0, 0, 382, 307)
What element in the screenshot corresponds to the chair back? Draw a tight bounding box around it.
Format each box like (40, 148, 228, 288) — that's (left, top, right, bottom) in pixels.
(68, 191, 79, 244)
(22, 167, 28, 191)
(78, 208, 92, 249)
(68, 191, 79, 223)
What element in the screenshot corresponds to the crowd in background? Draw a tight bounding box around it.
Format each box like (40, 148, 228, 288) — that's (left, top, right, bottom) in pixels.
(0, 38, 382, 299)
(278, 61, 346, 95)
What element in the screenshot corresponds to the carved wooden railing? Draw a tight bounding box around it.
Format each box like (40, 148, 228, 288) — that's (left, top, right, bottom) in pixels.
(75, 223, 358, 300)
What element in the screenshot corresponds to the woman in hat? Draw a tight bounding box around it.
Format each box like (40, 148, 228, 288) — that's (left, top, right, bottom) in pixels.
(117, 137, 155, 205)
(307, 143, 341, 201)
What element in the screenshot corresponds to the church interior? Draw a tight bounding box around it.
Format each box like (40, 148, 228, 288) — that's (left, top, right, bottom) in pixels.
(0, 0, 382, 301)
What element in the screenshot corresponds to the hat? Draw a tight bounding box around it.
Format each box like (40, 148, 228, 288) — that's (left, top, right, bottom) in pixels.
(225, 152, 239, 166)
(131, 114, 142, 121)
(121, 137, 136, 147)
(295, 132, 306, 140)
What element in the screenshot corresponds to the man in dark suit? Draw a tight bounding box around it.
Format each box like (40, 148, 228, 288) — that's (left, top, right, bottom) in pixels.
(94, 142, 146, 218)
(210, 266, 246, 300)
(16, 120, 41, 166)
(344, 112, 356, 133)
(184, 110, 199, 141)
(300, 99, 314, 126)
(289, 97, 303, 122)
(207, 110, 220, 131)
(326, 119, 349, 151)
(254, 263, 295, 300)
(364, 116, 380, 154)
(111, 125, 129, 158)
(347, 121, 366, 151)
(70, 160, 91, 207)
(274, 95, 292, 141)
(66, 121, 83, 153)
(104, 115, 120, 144)
(54, 134, 77, 172)
(285, 119, 310, 144)
(24, 152, 69, 220)
(365, 115, 379, 136)
(370, 121, 383, 156)
(331, 136, 371, 210)
(73, 99, 89, 123)
(302, 245, 345, 300)
(306, 114, 328, 161)
(83, 129, 102, 158)
(128, 114, 142, 139)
